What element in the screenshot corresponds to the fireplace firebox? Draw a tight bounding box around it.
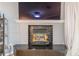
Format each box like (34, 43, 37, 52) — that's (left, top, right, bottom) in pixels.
(28, 25, 53, 49)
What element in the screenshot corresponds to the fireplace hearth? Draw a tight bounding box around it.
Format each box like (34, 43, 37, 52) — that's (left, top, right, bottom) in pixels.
(28, 25, 53, 49)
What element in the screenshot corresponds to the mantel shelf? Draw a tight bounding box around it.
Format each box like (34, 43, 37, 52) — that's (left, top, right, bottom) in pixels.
(16, 20, 64, 24)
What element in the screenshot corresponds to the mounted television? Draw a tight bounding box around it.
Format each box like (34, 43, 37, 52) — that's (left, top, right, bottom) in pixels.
(19, 2, 61, 20)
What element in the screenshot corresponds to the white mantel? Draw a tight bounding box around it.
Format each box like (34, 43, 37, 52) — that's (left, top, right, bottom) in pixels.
(15, 20, 65, 45)
(16, 20, 64, 24)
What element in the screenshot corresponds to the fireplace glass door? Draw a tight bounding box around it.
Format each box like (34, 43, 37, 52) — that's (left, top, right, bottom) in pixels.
(28, 25, 53, 49)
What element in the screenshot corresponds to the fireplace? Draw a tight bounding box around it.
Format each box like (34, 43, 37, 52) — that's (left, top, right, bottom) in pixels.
(28, 25, 53, 49)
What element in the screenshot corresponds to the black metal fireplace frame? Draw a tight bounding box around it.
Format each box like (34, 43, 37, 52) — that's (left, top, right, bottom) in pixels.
(28, 25, 53, 49)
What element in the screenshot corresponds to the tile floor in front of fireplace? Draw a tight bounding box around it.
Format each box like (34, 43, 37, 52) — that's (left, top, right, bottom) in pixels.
(53, 45, 67, 55)
(14, 44, 67, 56)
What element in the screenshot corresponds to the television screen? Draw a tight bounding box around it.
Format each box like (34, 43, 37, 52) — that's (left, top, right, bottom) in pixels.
(19, 2, 61, 20)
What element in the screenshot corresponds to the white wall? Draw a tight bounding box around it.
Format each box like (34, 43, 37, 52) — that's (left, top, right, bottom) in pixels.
(0, 2, 18, 19)
(16, 21, 65, 45)
(0, 2, 18, 45)
(0, 2, 65, 45)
